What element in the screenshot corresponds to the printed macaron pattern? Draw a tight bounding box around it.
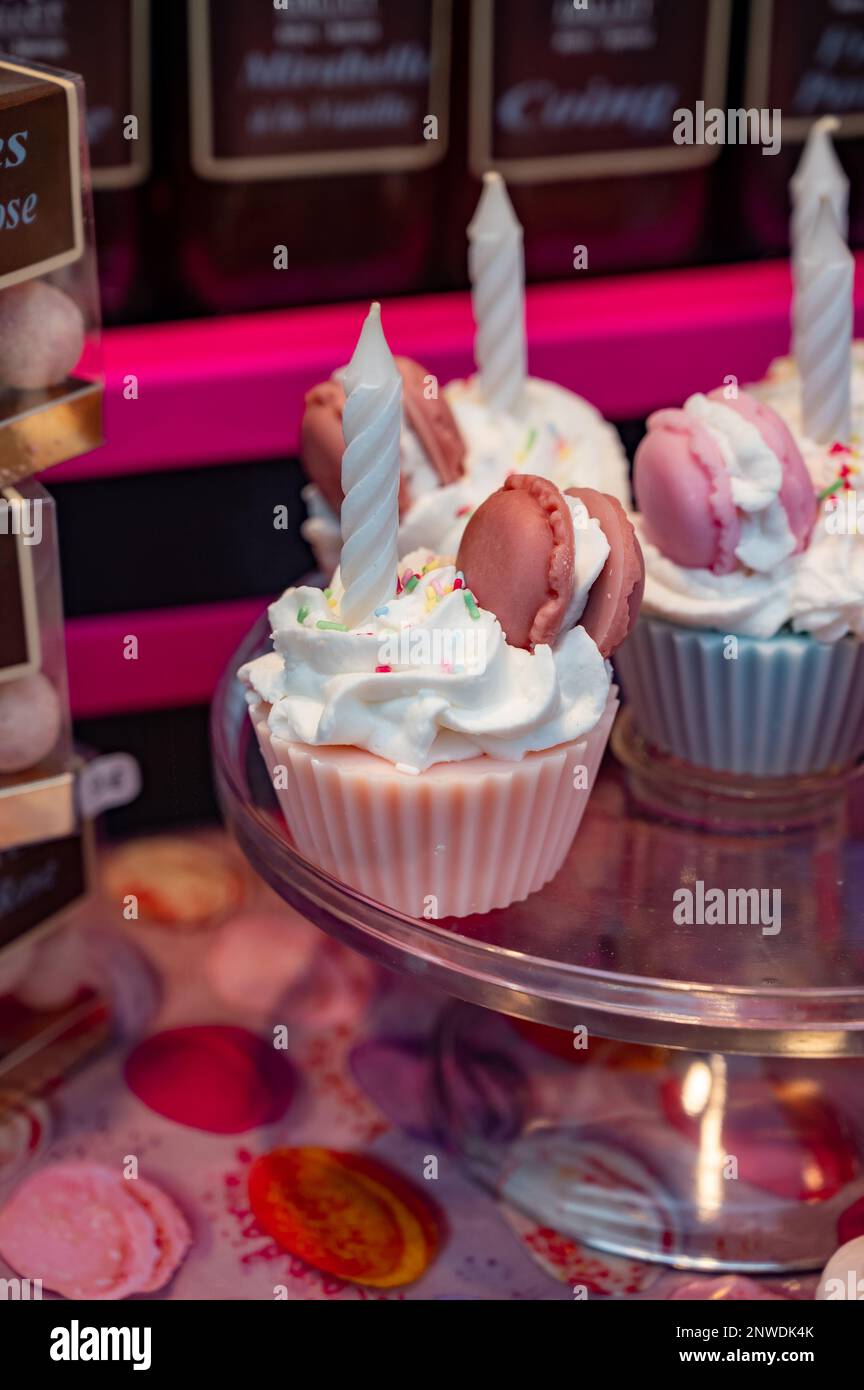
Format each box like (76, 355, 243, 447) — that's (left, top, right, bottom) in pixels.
(0, 1162, 191, 1299)
(247, 1147, 439, 1289)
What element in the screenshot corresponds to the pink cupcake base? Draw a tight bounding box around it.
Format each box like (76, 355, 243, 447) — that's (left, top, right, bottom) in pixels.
(249, 693, 619, 920)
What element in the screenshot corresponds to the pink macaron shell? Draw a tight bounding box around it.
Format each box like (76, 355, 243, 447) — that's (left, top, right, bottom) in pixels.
(125, 1178, 192, 1293)
(455, 474, 575, 650)
(564, 487, 645, 657)
(634, 409, 740, 575)
(707, 387, 817, 553)
(0, 1162, 160, 1300)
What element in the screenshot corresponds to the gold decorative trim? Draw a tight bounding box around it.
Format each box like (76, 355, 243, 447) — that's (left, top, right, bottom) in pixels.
(0, 485, 41, 684)
(745, 0, 864, 140)
(0, 58, 84, 286)
(0, 769, 76, 853)
(469, 0, 733, 182)
(0, 380, 104, 488)
(91, 0, 152, 190)
(188, 0, 452, 181)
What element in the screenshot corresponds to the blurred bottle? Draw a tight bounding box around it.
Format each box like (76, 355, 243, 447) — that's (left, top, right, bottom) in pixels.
(0, 0, 152, 322)
(171, 0, 454, 313)
(728, 0, 864, 259)
(444, 0, 734, 285)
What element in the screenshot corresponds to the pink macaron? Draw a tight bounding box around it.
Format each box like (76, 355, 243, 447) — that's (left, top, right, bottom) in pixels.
(0, 1162, 191, 1299)
(456, 474, 644, 655)
(634, 388, 816, 575)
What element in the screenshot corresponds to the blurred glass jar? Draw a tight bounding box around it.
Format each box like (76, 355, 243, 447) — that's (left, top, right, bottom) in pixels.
(0, 0, 151, 323)
(444, 0, 734, 285)
(0, 482, 76, 852)
(727, 0, 864, 259)
(170, 0, 454, 313)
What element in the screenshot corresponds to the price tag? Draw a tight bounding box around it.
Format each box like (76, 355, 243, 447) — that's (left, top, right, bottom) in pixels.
(77, 753, 142, 821)
(0, 58, 84, 289)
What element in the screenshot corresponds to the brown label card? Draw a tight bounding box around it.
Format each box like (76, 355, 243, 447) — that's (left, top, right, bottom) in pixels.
(0, 59, 83, 287)
(189, 0, 452, 180)
(0, 830, 87, 953)
(746, 0, 864, 139)
(470, 0, 732, 181)
(0, 0, 151, 190)
(0, 487, 39, 682)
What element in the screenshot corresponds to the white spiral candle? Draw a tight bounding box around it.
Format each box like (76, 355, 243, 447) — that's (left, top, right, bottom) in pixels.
(790, 115, 848, 271)
(468, 171, 527, 414)
(339, 303, 402, 630)
(796, 197, 853, 445)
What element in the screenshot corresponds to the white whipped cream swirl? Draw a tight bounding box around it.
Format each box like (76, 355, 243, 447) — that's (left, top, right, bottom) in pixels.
(637, 390, 864, 642)
(684, 394, 796, 573)
(240, 552, 611, 773)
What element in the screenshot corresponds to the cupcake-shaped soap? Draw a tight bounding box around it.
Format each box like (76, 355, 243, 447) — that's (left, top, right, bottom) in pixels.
(300, 174, 629, 573)
(241, 305, 643, 919)
(616, 386, 864, 777)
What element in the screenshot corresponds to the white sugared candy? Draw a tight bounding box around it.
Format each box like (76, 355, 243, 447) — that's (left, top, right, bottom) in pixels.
(817, 1235, 864, 1301)
(0, 280, 85, 391)
(0, 672, 62, 773)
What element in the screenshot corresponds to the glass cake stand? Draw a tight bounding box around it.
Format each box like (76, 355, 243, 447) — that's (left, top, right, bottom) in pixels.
(212, 619, 864, 1272)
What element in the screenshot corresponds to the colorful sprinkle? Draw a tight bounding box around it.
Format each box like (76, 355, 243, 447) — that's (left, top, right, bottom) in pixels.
(323, 588, 333, 599)
(374, 606, 389, 617)
(375, 665, 392, 674)
(296, 605, 309, 624)
(316, 620, 348, 631)
(453, 573, 464, 591)
(463, 590, 480, 620)
(430, 578, 445, 597)
(818, 450, 860, 502)
(455, 504, 472, 518)
(404, 574, 420, 593)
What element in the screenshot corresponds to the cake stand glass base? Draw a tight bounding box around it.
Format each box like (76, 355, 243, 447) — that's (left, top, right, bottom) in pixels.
(433, 1003, 864, 1273)
(611, 707, 863, 833)
(214, 620, 864, 1272)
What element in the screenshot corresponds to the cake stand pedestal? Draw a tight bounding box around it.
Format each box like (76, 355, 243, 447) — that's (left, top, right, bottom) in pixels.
(212, 620, 864, 1272)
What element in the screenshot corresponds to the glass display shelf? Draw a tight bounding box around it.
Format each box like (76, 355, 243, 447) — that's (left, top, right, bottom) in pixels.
(213, 618, 864, 1061)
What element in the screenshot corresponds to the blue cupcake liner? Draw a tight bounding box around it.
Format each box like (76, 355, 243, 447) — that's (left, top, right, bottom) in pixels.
(613, 616, 864, 777)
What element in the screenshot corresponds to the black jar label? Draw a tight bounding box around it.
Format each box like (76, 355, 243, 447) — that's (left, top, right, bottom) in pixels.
(0, 58, 82, 288)
(0, 0, 150, 189)
(746, 0, 864, 140)
(0, 830, 88, 954)
(188, 0, 451, 181)
(470, 0, 732, 181)
(0, 487, 40, 681)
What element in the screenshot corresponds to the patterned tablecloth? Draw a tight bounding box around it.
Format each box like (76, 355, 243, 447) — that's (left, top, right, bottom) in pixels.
(0, 831, 825, 1302)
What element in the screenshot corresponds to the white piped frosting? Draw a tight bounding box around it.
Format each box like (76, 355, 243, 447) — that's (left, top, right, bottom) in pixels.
(563, 493, 610, 632)
(684, 393, 797, 573)
(240, 552, 611, 774)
